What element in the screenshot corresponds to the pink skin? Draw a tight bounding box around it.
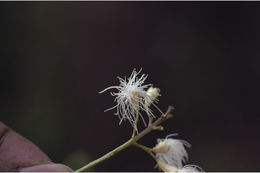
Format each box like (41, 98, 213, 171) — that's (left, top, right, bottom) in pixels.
(0, 122, 72, 172)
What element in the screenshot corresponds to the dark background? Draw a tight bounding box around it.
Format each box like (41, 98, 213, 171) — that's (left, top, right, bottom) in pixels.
(1, 2, 260, 171)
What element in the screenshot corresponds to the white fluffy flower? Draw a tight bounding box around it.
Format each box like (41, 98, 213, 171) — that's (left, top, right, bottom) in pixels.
(99, 69, 156, 129)
(178, 165, 204, 173)
(156, 159, 178, 172)
(153, 134, 191, 169)
(154, 134, 203, 173)
(156, 161, 203, 173)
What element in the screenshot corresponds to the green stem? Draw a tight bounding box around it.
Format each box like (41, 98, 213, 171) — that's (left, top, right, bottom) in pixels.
(134, 143, 151, 152)
(75, 138, 133, 172)
(133, 143, 157, 161)
(146, 106, 153, 126)
(131, 111, 139, 138)
(75, 106, 174, 172)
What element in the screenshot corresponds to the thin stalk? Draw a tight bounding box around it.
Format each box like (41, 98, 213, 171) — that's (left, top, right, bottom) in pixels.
(131, 111, 139, 138)
(133, 143, 157, 161)
(146, 106, 153, 126)
(75, 106, 174, 172)
(75, 138, 133, 172)
(133, 143, 151, 152)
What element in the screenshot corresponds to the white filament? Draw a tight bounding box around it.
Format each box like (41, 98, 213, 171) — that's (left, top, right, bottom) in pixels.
(155, 134, 191, 169)
(99, 69, 156, 130)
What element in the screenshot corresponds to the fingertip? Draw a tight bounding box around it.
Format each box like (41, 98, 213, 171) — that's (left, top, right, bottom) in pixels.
(19, 163, 73, 172)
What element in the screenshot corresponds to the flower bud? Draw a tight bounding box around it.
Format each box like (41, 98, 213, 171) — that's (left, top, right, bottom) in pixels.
(152, 141, 170, 153)
(145, 87, 160, 107)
